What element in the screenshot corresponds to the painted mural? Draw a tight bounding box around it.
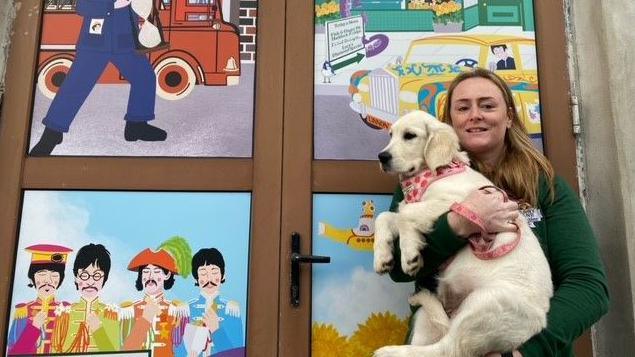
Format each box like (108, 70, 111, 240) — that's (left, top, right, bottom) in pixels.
(314, 0, 542, 160)
(5, 191, 250, 356)
(312, 194, 413, 356)
(29, 0, 258, 157)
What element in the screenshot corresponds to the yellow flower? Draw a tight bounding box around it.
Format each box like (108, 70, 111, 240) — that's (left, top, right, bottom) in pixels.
(312, 323, 352, 357)
(348, 312, 409, 356)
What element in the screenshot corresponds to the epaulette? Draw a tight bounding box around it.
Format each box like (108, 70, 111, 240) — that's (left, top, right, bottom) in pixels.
(120, 300, 135, 308)
(13, 304, 28, 319)
(187, 297, 199, 304)
(225, 300, 240, 318)
(54, 304, 71, 316)
(119, 302, 136, 321)
(168, 300, 190, 318)
(103, 304, 119, 320)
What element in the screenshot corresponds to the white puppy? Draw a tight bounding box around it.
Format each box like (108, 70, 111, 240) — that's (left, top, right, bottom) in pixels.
(373, 111, 552, 357)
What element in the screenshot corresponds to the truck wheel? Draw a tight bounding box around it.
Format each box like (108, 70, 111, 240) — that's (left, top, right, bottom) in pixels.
(360, 114, 388, 130)
(154, 57, 196, 101)
(37, 58, 73, 99)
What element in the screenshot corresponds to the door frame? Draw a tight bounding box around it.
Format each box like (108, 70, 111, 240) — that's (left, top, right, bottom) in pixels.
(0, 0, 286, 356)
(280, 0, 588, 356)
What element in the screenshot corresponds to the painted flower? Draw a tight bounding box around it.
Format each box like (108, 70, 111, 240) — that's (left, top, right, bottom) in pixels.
(348, 312, 409, 356)
(312, 323, 352, 357)
(431, 0, 463, 24)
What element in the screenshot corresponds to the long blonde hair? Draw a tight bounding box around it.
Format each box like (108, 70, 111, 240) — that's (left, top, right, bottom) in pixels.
(440, 68, 554, 206)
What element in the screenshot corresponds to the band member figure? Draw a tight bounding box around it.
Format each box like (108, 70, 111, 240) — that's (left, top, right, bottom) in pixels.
(7, 244, 73, 355)
(121, 236, 192, 357)
(184, 248, 244, 356)
(64, 243, 120, 352)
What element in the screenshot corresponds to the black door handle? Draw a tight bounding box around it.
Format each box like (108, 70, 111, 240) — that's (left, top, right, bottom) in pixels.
(291, 232, 330, 307)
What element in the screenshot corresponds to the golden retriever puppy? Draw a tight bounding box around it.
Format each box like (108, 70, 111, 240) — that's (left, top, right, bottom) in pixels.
(373, 111, 552, 357)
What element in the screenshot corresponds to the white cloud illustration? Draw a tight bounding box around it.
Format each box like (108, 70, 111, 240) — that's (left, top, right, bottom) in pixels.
(11, 191, 130, 306)
(312, 266, 414, 336)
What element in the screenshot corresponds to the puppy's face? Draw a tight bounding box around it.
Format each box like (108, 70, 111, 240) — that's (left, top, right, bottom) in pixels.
(378, 111, 463, 176)
(378, 113, 429, 175)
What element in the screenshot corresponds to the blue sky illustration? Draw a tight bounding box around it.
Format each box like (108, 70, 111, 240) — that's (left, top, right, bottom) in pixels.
(312, 194, 413, 336)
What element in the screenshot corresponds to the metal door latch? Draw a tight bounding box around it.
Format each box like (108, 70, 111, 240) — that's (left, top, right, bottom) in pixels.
(290, 232, 330, 307)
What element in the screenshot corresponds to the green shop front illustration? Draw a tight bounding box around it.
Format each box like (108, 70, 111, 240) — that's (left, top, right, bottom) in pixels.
(315, 0, 534, 32)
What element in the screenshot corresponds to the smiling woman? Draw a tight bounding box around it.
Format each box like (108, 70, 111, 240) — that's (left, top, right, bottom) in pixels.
(384, 69, 609, 357)
(440, 68, 552, 207)
(449, 76, 512, 167)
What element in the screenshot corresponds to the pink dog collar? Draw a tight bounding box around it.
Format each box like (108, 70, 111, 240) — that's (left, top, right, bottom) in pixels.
(400, 161, 467, 204)
(468, 233, 521, 260)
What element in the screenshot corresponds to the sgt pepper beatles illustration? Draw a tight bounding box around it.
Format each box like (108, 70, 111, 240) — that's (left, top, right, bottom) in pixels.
(7, 241, 246, 356)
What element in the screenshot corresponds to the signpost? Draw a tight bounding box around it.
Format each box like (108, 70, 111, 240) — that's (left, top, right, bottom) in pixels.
(325, 16, 366, 70)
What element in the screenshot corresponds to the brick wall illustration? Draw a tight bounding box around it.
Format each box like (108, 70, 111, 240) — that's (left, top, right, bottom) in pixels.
(239, 0, 258, 63)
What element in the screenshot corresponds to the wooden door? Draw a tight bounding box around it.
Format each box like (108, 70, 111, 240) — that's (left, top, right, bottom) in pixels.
(0, 0, 284, 356)
(279, 0, 592, 356)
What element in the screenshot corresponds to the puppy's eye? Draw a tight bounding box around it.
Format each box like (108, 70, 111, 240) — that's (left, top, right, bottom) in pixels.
(403, 132, 416, 140)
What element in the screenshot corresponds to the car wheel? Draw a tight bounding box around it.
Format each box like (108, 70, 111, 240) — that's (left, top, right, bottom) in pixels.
(154, 57, 196, 101)
(37, 57, 73, 99)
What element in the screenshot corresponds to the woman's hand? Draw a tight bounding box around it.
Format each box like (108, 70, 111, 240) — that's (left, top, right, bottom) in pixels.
(448, 187, 519, 237)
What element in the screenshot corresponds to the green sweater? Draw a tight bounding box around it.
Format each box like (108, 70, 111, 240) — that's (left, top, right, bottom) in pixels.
(388, 175, 609, 356)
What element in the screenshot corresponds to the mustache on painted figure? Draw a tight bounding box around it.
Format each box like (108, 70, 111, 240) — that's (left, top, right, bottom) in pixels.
(202, 281, 218, 288)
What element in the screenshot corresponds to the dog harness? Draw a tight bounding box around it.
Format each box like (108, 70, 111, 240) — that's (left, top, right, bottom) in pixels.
(400, 163, 521, 261)
(400, 161, 467, 204)
(450, 186, 521, 260)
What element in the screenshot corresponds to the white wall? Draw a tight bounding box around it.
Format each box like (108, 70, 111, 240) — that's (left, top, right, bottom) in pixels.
(567, 0, 635, 355)
(0, 0, 16, 104)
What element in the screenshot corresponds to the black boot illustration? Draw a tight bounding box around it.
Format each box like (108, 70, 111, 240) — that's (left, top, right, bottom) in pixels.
(30, 127, 63, 156)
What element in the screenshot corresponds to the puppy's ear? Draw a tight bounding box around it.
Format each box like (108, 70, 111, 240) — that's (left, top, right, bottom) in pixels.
(423, 124, 460, 173)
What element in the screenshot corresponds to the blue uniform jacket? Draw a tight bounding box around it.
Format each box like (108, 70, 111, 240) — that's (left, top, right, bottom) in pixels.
(188, 294, 244, 356)
(76, 0, 139, 53)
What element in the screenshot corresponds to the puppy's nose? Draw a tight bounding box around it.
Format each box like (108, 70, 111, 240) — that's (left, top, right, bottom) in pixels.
(378, 151, 392, 164)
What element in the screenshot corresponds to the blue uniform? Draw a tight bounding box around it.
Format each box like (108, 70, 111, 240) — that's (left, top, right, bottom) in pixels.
(184, 294, 245, 356)
(43, 0, 156, 133)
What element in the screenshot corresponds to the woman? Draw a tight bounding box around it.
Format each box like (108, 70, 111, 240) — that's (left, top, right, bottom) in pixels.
(388, 68, 609, 356)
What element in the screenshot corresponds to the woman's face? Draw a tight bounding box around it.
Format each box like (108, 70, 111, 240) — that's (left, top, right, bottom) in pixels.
(449, 77, 512, 165)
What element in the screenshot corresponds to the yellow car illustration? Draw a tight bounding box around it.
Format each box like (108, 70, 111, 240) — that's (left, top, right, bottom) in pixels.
(348, 35, 542, 136)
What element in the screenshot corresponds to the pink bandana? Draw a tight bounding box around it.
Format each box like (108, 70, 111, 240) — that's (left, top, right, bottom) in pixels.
(400, 161, 467, 204)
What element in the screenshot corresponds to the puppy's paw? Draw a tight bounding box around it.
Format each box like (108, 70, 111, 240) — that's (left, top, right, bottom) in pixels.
(374, 244, 395, 274)
(374, 345, 411, 357)
(408, 289, 434, 307)
(401, 246, 423, 276)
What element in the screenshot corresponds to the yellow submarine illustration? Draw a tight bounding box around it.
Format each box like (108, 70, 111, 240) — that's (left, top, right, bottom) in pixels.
(318, 200, 376, 252)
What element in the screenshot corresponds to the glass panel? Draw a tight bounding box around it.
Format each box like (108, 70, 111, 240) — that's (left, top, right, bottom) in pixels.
(29, 0, 256, 157)
(314, 0, 543, 160)
(6, 190, 250, 356)
(312, 194, 412, 355)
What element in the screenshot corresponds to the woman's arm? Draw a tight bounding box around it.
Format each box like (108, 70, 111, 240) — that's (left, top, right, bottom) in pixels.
(519, 176, 609, 356)
(386, 185, 517, 283)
